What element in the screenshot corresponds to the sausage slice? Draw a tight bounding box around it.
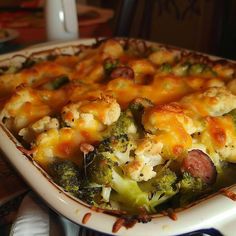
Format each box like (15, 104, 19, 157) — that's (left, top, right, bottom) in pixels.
(111, 66, 134, 79)
(181, 149, 217, 184)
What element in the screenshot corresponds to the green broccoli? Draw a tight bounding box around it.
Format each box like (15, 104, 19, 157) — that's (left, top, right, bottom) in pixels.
(49, 158, 102, 204)
(153, 168, 178, 194)
(85, 135, 151, 212)
(78, 183, 102, 205)
(86, 150, 114, 185)
(177, 172, 206, 206)
(139, 167, 179, 212)
(172, 62, 216, 77)
(129, 97, 153, 115)
(189, 63, 206, 75)
(86, 139, 179, 213)
(109, 170, 150, 213)
(103, 109, 138, 137)
(49, 159, 81, 196)
(128, 97, 153, 135)
(86, 134, 136, 184)
(172, 62, 190, 76)
(159, 63, 172, 74)
(109, 167, 179, 213)
(43, 75, 70, 90)
(103, 58, 120, 75)
(202, 66, 218, 77)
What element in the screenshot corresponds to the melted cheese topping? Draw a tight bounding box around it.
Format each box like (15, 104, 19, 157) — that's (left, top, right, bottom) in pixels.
(0, 38, 236, 169)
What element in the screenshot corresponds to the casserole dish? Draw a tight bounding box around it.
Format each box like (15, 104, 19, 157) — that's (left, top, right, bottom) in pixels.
(0, 38, 236, 236)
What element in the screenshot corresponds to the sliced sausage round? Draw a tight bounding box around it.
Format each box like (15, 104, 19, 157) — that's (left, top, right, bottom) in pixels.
(111, 66, 134, 79)
(181, 149, 217, 184)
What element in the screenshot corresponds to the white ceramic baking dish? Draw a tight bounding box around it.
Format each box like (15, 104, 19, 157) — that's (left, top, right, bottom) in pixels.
(0, 39, 236, 236)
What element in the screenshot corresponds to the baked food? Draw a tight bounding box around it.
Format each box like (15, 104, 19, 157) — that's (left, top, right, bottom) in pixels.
(0, 38, 236, 215)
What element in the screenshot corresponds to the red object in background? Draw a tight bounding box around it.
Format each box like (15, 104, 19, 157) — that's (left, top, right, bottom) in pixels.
(0, 4, 113, 46)
(20, 0, 44, 8)
(9, 23, 112, 46)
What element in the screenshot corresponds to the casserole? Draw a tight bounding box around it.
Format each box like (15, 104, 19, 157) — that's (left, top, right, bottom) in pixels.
(0, 38, 236, 235)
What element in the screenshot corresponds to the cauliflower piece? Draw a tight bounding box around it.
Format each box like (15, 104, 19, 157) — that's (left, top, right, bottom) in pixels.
(114, 141, 136, 165)
(129, 59, 155, 75)
(217, 139, 236, 163)
(31, 116, 59, 132)
(213, 64, 234, 78)
(148, 49, 180, 65)
(180, 87, 236, 117)
(122, 135, 164, 182)
(62, 95, 121, 129)
(62, 103, 81, 128)
(33, 127, 84, 167)
(0, 87, 51, 132)
(142, 104, 195, 158)
(135, 135, 164, 160)
(32, 128, 60, 166)
(101, 39, 124, 59)
(128, 59, 156, 84)
(19, 116, 59, 143)
(142, 103, 202, 135)
(200, 116, 236, 164)
(204, 78, 225, 89)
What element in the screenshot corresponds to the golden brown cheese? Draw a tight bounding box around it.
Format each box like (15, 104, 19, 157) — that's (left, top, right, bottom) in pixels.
(197, 115, 236, 163)
(0, 38, 236, 172)
(141, 86, 236, 164)
(0, 86, 68, 133)
(0, 61, 72, 99)
(142, 104, 194, 159)
(180, 87, 236, 117)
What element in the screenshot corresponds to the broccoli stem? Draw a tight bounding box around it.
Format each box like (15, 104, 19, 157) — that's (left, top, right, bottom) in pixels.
(43, 76, 69, 90)
(111, 170, 149, 209)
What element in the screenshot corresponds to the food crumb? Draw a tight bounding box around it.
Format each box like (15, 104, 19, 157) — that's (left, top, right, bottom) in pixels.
(82, 212, 92, 224)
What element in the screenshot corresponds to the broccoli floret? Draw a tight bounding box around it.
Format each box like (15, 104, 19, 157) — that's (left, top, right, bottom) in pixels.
(159, 63, 172, 73)
(139, 167, 179, 212)
(189, 63, 206, 75)
(110, 167, 179, 213)
(86, 134, 136, 184)
(43, 75, 69, 90)
(129, 97, 153, 132)
(85, 136, 117, 185)
(104, 109, 137, 137)
(50, 159, 102, 204)
(154, 168, 178, 193)
(78, 183, 102, 205)
(49, 159, 81, 196)
(177, 172, 206, 206)
(103, 58, 120, 75)
(86, 150, 114, 185)
(86, 138, 179, 213)
(172, 62, 190, 76)
(110, 170, 150, 213)
(85, 135, 151, 212)
(85, 136, 181, 213)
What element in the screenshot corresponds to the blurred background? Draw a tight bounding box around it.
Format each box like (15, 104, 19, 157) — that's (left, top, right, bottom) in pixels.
(94, 0, 236, 60)
(0, 0, 235, 59)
